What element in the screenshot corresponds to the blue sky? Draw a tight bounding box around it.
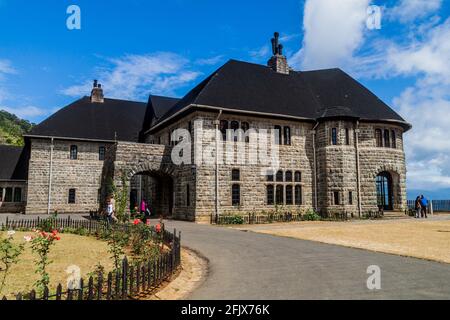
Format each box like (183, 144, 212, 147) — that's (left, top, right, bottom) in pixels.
(0, 0, 450, 198)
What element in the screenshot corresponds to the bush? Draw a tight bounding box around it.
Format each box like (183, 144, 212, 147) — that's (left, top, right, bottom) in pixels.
(302, 209, 321, 221)
(223, 215, 245, 225)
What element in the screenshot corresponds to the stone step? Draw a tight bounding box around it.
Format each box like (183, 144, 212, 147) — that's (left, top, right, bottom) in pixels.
(382, 211, 411, 219)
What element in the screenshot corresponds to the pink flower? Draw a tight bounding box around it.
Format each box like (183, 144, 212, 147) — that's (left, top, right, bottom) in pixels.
(133, 219, 141, 225)
(24, 235, 32, 242)
(155, 224, 161, 233)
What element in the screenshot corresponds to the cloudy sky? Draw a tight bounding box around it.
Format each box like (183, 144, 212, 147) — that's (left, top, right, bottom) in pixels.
(0, 0, 449, 198)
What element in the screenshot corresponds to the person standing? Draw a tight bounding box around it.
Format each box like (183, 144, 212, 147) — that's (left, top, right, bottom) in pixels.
(414, 196, 421, 218)
(106, 197, 114, 224)
(420, 195, 428, 218)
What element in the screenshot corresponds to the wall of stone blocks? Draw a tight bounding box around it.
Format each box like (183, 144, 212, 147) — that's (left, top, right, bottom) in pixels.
(25, 138, 111, 214)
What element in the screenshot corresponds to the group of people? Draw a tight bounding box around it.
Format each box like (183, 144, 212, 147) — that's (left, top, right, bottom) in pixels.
(414, 195, 429, 218)
(104, 196, 152, 224)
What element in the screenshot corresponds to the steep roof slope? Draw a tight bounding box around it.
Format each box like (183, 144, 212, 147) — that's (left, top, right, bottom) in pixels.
(28, 97, 147, 142)
(152, 59, 409, 130)
(0, 145, 28, 180)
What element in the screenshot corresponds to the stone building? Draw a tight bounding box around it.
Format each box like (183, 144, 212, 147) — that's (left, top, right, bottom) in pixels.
(0, 33, 411, 221)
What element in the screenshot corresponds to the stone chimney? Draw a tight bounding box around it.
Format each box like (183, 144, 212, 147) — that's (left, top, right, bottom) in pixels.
(90, 79, 104, 103)
(267, 32, 290, 75)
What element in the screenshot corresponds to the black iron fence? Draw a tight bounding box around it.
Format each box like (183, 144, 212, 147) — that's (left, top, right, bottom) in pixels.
(1, 217, 181, 300)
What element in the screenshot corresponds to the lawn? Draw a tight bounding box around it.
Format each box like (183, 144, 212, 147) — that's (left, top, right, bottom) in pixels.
(0, 231, 113, 299)
(237, 219, 450, 264)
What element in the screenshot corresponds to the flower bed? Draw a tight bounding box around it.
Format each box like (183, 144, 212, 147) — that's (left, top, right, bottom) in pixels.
(0, 216, 181, 300)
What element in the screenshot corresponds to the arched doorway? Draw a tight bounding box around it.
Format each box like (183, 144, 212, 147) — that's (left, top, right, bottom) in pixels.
(376, 171, 393, 211)
(130, 171, 174, 218)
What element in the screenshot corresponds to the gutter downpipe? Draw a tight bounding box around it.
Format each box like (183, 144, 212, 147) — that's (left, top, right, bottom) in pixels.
(47, 137, 54, 215)
(214, 110, 223, 223)
(355, 121, 362, 218)
(312, 122, 319, 212)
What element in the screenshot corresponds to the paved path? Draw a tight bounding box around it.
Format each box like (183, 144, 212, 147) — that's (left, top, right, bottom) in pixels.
(165, 220, 450, 300)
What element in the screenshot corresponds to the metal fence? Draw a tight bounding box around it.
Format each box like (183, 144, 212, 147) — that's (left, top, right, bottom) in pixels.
(407, 200, 450, 212)
(1, 217, 181, 300)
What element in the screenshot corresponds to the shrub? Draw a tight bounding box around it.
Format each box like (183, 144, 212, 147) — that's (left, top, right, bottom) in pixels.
(226, 215, 245, 225)
(302, 209, 321, 221)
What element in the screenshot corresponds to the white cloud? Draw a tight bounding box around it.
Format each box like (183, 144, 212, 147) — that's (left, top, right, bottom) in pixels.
(62, 52, 202, 100)
(389, 0, 442, 23)
(1, 105, 48, 120)
(291, 0, 370, 70)
(0, 59, 15, 75)
(195, 55, 224, 66)
(249, 45, 270, 61)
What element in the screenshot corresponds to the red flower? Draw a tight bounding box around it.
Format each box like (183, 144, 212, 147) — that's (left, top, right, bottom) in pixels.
(155, 224, 161, 233)
(133, 219, 141, 225)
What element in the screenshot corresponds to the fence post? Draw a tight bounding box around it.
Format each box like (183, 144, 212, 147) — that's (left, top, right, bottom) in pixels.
(106, 272, 112, 300)
(43, 286, 49, 300)
(78, 278, 84, 300)
(122, 257, 128, 300)
(97, 272, 103, 300)
(5, 216, 8, 229)
(87, 276, 94, 300)
(56, 284, 62, 300)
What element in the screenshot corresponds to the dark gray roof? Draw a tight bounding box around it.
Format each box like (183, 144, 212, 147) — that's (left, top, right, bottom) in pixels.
(141, 95, 180, 136)
(28, 97, 147, 142)
(0, 145, 28, 180)
(151, 59, 410, 130)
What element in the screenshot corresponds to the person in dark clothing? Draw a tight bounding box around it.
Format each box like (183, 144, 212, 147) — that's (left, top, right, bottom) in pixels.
(414, 196, 421, 218)
(420, 195, 428, 218)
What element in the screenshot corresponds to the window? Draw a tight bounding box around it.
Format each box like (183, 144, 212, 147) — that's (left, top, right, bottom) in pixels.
(375, 129, 382, 147)
(295, 186, 302, 205)
(345, 128, 350, 145)
(232, 169, 240, 181)
(220, 120, 228, 141)
(4, 188, 12, 202)
(285, 186, 293, 205)
(333, 191, 340, 205)
(267, 185, 274, 205)
(230, 121, 239, 142)
(285, 171, 293, 182)
(284, 126, 291, 145)
(276, 185, 284, 205)
(241, 122, 250, 142)
(276, 170, 283, 182)
(331, 128, 337, 145)
(274, 125, 282, 145)
(391, 130, 396, 149)
(70, 145, 78, 160)
(13, 188, 22, 202)
(232, 184, 240, 206)
(186, 184, 190, 207)
(0, 187, 3, 201)
(349, 191, 353, 205)
(294, 171, 302, 182)
(384, 130, 390, 148)
(97, 189, 101, 203)
(68, 189, 76, 204)
(99, 146, 105, 161)
(266, 172, 274, 181)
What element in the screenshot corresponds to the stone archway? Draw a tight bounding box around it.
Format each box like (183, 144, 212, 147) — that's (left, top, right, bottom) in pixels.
(373, 164, 404, 211)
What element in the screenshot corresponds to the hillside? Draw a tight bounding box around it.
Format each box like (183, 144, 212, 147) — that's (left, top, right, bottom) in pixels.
(0, 109, 35, 146)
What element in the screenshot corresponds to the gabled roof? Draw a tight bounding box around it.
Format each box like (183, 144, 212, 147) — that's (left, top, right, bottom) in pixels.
(141, 95, 180, 135)
(150, 59, 410, 131)
(0, 145, 28, 181)
(28, 97, 147, 142)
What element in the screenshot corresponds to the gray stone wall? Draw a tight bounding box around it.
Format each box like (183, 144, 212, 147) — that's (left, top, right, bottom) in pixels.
(0, 181, 27, 213)
(26, 138, 110, 214)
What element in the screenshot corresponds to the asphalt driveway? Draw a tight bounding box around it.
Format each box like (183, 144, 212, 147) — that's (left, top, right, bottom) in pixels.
(165, 220, 450, 300)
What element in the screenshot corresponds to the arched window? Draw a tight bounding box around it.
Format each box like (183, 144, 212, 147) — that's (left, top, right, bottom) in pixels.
(285, 171, 293, 182)
(375, 129, 383, 147)
(232, 184, 240, 206)
(284, 126, 291, 145)
(294, 171, 302, 182)
(295, 185, 302, 205)
(267, 172, 274, 181)
(276, 185, 284, 205)
(391, 130, 396, 148)
(274, 125, 282, 145)
(384, 130, 390, 148)
(331, 128, 337, 145)
(241, 122, 250, 142)
(276, 170, 283, 182)
(345, 128, 350, 145)
(267, 185, 274, 205)
(68, 189, 76, 204)
(285, 185, 293, 205)
(230, 121, 239, 142)
(186, 184, 190, 207)
(232, 169, 240, 181)
(70, 145, 78, 160)
(220, 120, 228, 141)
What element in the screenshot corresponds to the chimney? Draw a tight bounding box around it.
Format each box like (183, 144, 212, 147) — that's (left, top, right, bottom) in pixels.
(90, 79, 104, 103)
(267, 32, 290, 75)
